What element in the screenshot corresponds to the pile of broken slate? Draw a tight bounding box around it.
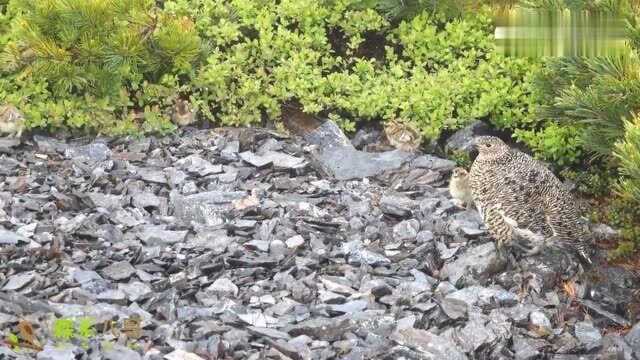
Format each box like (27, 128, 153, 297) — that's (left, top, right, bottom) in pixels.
(0, 120, 639, 360)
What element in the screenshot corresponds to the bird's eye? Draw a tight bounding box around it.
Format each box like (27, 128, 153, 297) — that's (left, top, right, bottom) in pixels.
(486, 144, 492, 148)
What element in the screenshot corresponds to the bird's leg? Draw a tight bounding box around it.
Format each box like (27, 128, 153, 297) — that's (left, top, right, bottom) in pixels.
(510, 228, 547, 256)
(495, 241, 511, 263)
(465, 201, 474, 211)
(546, 215, 594, 266)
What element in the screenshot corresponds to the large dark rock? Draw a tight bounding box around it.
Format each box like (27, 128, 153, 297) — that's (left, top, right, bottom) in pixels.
(440, 242, 505, 286)
(444, 120, 492, 154)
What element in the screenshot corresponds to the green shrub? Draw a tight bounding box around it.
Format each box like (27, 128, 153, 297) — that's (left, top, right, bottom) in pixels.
(1, 0, 533, 138)
(514, 122, 584, 166)
(614, 115, 640, 204)
(0, 0, 202, 133)
(527, 54, 640, 159)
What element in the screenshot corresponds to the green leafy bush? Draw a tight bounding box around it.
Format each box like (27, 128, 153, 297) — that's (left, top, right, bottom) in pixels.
(1, 0, 533, 138)
(514, 123, 584, 166)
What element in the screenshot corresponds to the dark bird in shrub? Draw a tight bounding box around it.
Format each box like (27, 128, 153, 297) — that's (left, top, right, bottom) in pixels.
(383, 118, 422, 152)
(0, 104, 25, 138)
(468, 136, 592, 264)
(171, 99, 197, 127)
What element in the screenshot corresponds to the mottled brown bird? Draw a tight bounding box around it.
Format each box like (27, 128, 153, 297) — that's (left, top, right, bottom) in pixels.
(171, 99, 197, 127)
(468, 136, 591, 264)
(449, 167, 474, 209)
(383, 119, 422, 152)
(0, 104, 25, 138)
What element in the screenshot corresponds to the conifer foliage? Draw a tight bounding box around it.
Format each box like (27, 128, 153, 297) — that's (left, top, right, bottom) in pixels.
(0, 0, 202, 132)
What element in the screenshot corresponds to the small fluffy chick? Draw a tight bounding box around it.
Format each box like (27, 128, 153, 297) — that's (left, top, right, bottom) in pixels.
(449, 167, 474, 209)
(383, 119, 422, 152)
(0, 104, 25, 138)
(171, 99, 197, 127)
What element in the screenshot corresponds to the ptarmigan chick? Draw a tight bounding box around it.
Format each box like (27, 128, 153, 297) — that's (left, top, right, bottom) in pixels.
(383, 119, 422, 152)
(449, 167, 474, 209)
(0, 104, 25, 138)
(468, 136, 592, 264)
(171, 99, 196, 127)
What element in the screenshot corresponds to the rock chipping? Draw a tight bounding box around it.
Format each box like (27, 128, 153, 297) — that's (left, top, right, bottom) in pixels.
(0, 125, 637, 359)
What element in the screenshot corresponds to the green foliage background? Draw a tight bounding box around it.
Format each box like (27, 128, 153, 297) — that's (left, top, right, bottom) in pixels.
(0, 0, 639, 254)
(0, 0, 533, 139)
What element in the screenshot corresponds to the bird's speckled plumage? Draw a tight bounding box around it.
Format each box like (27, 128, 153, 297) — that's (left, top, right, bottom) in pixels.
(468, 136, 591, 263)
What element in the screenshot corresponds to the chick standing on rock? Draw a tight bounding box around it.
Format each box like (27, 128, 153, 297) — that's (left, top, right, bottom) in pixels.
(0, 104, 25, 138)
(171, 99, 196, 127)
(449, 167, 474, 209)
(468, 136, 592, 264)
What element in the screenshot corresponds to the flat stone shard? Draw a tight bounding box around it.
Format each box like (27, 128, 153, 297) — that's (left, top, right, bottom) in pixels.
(0, 137, 21, 152)
(207, 278, 239, 297)
(240, 150, 306, 169)
(626, 321, 640, 356)
(440, 242, 504, 285)
(3, 272, 36, 291)
(37, 345, 78, 360)
(171, 190, 245, 225)
(0, 228, 28, 245)
(574, 321, 602, 351)
(444, 120, 491, 154)
(287, 317, 354, 342)
(136, 226, 187, 245)
(101, 261, 136, 281)
(164, 349, 203, 360)
(310, 146, 414, 180)
(176, 154, 223, 176)
(282, 111, 414, 180)
(410, 154, 456, 172)
(440, 297, 468, 320)
(390, 328, 468, 360)
(64, 142, 111, 163)
(87, 193, 124, 210)
(103, 344, 142, 360)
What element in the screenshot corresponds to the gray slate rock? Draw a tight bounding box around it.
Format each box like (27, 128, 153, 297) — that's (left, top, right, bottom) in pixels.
(37, 345, 79, 360)
(390, 328, 467, 360)
(103, 344, 141, 360)
(574, 321, 602, 351)
(64, 142, 111, 163)
(171, 190, 245, 225)
(625, 321, 640, 357)
(311, 147, 414, 180)
(240, 151, 305, 169)
(3, 272, 36, 291)
(137, 226, 187, 245)
(101, 261, 136, 281)
(0, 137, 21, 152)
(0, 228, 28, 245)
(444, 120, 491, 154)
(441, 242, 503, 285)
